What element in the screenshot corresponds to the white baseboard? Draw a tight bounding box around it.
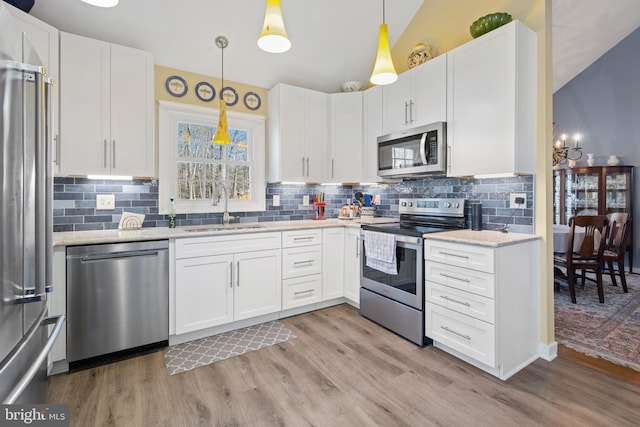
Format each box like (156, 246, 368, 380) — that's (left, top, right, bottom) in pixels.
(539, 341, 558, 362)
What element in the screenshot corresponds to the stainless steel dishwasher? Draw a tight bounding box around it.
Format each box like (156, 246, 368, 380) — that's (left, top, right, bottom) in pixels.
(66, 240, 169, 363)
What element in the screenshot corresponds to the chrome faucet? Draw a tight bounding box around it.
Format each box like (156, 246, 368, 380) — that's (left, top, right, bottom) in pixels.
(213, 181, 236, 225)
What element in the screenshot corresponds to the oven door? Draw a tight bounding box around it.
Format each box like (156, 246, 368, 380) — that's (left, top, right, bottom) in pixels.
(360, 233, 423, 310)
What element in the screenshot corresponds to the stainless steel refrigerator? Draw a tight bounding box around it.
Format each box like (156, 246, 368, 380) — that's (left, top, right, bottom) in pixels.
(0, 5, 64, 404)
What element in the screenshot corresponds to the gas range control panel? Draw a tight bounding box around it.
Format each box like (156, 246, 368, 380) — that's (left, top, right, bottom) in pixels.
(399, 198, 466, 217)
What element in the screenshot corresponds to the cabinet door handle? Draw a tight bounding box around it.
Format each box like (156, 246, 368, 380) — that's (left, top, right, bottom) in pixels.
(229, 261, 233, 288)
(236, 260, 240, 287)
(103, 139, 108, 168)
(332, 158, 335, 178)
(294, 236, 314, 241)
(112, 140, 116, 169)
(440, 295, 471, 306)
(409, 100, 414, 123)
(294, 260, 314, 265)
(355, 236, 360, 257)
(447, 145, 452, 172)
(306, 157, 310, 177)
(439, 273, 470, 283)
(302, 157, 305, 176)
(53, 135, 59, 165)
(294, 289, 315, 296)
(441, 325, 471, 340)
(404, 101, 409, 125)
(438, 251, 469, 259)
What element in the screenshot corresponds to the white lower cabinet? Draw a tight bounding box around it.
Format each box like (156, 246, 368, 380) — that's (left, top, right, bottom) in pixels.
(282, 275, 322, 310)
(174, 233, 282, 335)
(424, 237, 539, 380)
(282, 230, 322, 310)
(322, 228, 344, 300)
(343, 227, 361, 304)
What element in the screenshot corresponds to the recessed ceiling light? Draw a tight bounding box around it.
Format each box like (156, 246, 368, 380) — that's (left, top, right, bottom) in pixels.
(81, 0, 119, 8)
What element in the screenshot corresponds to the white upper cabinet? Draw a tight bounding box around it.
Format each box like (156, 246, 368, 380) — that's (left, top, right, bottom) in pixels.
(59, 32, 154, 177)
(268, 83, 329, 182)
(362, 85, 383, 183)
(382, 54, 447, 135)
(6, 4, 60, 173)
(446, 21, 536, 177)
(330, 92, 363, 182)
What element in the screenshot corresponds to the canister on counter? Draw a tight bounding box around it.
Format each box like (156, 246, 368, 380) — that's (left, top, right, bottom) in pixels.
(472, 203, 483, 231)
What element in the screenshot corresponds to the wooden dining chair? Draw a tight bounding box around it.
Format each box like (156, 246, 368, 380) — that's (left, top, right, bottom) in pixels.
(602, 213, 631, 293)
(553, 215, 609, 303)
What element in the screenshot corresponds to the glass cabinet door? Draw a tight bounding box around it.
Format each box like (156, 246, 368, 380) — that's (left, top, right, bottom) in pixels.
(564, 169, 600, 220)
(604, 168, 632, 215)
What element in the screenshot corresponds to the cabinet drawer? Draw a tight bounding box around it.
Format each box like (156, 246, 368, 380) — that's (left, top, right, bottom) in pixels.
(282, 229, 322, 248)
(283, 274, 322, 310)
(282, 246, 322, 279)
(424, 239, 494, 273)
(176, 232, 281, 259)
(426, 303, 496, 368)
(425, 281, 495, 324)
(425, 261, 495, 298)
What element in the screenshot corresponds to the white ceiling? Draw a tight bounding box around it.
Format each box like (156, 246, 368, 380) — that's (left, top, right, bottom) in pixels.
(24, 0, 640, 94)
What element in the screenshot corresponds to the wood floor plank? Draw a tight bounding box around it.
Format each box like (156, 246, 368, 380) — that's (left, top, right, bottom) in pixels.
(47, 304, 640, 426)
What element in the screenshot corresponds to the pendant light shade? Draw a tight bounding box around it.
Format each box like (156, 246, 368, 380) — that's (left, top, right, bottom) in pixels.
(370, 1, 397, 86)
(81, 0, 119, 7)
(258, 0, 291, 53)
(213, 36, 232, 145)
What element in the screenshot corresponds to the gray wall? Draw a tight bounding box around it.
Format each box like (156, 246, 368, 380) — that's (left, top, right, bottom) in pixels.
(553, 26, 640, 271)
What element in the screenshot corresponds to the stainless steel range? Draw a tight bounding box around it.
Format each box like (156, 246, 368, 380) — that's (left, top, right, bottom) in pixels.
(359, 198, 466, 346)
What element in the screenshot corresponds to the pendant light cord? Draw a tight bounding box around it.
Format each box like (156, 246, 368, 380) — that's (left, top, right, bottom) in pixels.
(215, 36, 229, 93)
(382, 0, 386, 24)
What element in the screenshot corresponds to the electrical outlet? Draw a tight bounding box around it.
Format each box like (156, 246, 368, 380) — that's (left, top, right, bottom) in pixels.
(96, 194, 115, 210)
(273, 194, 280, 207)
(374, 194, 381, 205)
(509, 193, 526, 209)
(303, 195, 310, 206)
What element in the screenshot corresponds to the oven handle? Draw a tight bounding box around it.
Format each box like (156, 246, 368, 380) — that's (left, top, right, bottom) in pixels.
(360, 231, 421, 246)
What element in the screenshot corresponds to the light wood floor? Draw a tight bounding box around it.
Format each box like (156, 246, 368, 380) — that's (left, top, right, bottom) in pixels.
(48, 304, 640, 426)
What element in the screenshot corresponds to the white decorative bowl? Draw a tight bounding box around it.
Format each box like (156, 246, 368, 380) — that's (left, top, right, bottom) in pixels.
(342, 81, 362, 92)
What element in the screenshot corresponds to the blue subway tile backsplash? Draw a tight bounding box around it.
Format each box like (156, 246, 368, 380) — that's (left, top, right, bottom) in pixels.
(53, 175, 535, 233)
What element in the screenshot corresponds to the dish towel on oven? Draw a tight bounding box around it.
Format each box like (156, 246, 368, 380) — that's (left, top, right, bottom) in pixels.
(363, 231, 397, 275)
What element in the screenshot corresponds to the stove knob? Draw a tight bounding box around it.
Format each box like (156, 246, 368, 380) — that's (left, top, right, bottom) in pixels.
(408, 202, 413, 207)
(452, 202, 459, 208)
(401, 201, 407, 207)
(444, 202, 451, 208)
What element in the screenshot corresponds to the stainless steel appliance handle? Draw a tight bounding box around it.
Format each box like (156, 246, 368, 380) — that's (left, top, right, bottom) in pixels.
(440, 273, 470, 283)
(78, 249, 164, 262)
(294, 289, 314, 296)
(361, 231, 421, 246)
(440, 325, 471, 340)
(34, 70, 47, 299)
(419, 132, 428, 165)
(441, 295, 471, 306)
(2, 314, 65, 404)
(229, 261, 233, 288)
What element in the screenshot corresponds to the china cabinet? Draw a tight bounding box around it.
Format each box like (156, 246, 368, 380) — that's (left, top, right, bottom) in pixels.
(553, 165, 634, 270)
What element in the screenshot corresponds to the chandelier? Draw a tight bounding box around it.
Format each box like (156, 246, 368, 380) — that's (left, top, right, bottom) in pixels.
(552, 123, 582, 167)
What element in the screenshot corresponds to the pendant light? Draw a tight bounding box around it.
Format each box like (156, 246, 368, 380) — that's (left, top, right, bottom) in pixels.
(213, 36, 232, 145)
(370, 0, 397, 85)
(258, 0, 291, 53)
(81, 0, 119, 7)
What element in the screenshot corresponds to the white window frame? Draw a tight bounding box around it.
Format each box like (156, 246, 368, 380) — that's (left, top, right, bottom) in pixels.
(158, 100, 266, 214)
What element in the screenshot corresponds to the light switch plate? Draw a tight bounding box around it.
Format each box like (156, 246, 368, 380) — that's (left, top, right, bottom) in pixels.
(303, 195, 310, 206)
(273, 195, 280, 207)
(96, 194, 115, 210)
(509, 193, 526, 209)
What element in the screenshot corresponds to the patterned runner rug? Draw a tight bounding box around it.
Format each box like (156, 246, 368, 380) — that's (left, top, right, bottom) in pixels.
(164, 321, 296, 375)
(554, 272, 640, 371)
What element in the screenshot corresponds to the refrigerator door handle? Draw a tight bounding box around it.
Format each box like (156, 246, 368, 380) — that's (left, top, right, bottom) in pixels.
(1, 314, 65, 404)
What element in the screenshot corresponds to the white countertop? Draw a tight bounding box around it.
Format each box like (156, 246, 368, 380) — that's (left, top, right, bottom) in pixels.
(424, 229, 541, 248)
(53, 217, 399, 246)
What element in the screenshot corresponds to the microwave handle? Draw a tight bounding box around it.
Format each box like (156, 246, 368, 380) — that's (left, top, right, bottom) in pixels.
(419, 132, 428, 165)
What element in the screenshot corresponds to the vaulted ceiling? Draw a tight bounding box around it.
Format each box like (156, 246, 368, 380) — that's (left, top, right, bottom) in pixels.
(25, 0, 640, 94)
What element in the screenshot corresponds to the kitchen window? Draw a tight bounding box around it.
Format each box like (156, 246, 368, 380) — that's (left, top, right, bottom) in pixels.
(158, 101, 266, 214)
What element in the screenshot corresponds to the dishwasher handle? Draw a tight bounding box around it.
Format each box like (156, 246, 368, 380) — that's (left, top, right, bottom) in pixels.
(73, 249, 167, 262)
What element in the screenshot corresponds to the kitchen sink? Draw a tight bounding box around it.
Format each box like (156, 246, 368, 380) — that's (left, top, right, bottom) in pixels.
(182, 224, 266, 232)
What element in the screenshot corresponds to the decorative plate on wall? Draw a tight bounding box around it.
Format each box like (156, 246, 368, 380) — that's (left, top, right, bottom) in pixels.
(195, 82, 216, 102)
(243, 92, 262, 110)
(165, 75, 188, 97)
(220, 87, 238, 106)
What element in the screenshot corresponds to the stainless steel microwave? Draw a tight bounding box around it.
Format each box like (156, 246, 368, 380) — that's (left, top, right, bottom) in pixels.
(377, 122, 446, 178)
